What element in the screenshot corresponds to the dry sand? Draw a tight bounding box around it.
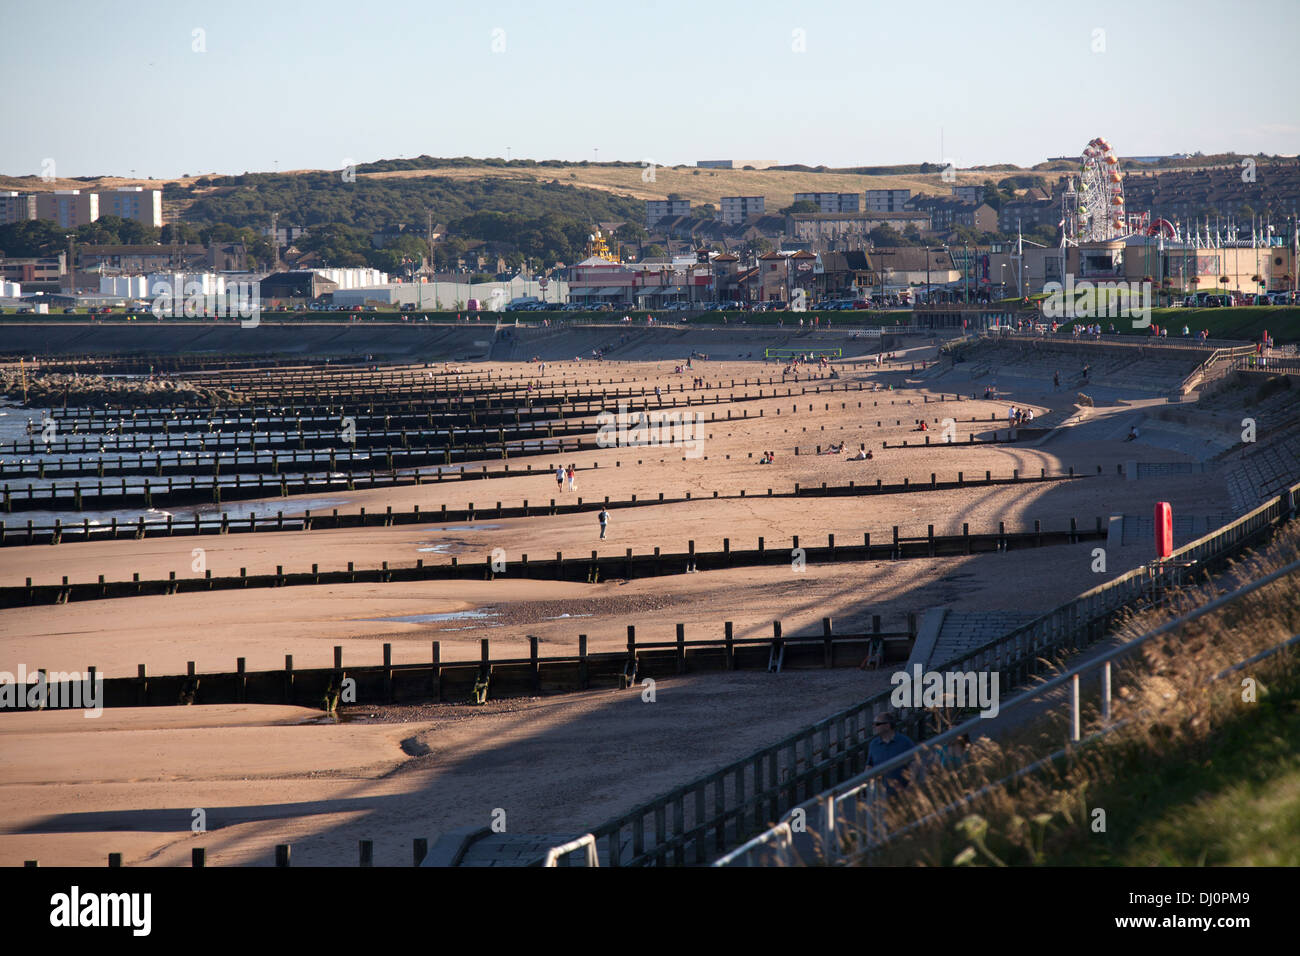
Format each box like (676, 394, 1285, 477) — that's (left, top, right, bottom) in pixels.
(0, 353, 1236, 864)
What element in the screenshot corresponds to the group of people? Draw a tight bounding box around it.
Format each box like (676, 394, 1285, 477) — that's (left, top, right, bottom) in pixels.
(758, 450, 778, 464)
(1007, 405, 1034, 426)
(865, 714, 973, 792)
(810, 442, 873, 460)
(554, 464, 578, 492)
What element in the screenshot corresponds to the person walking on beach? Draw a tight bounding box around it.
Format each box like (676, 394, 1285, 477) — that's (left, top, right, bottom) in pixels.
(567, 464, 577, 492)
(598, 507, 610, 539)
(556, 465, 566, 492)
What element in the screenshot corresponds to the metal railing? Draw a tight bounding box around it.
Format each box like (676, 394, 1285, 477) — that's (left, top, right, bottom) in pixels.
(715, 558, 1300, 867)
(1177, 343, 1258, 392)
(549, 477, 1298, 867)
(541, 834, 599, 867)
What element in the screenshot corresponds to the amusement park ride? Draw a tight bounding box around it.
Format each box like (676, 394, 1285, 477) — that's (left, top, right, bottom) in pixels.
(1063, 136, 1176, 246)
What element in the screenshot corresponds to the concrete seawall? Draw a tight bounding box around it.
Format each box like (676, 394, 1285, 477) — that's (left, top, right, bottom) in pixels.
(0, 322, 895, 362)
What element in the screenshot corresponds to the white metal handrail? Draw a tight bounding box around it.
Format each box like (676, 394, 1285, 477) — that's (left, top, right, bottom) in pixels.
(541, 833, 599, 867)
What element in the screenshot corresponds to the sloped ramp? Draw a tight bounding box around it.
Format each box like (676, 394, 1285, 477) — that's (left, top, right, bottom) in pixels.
(422, 828, 601, 866)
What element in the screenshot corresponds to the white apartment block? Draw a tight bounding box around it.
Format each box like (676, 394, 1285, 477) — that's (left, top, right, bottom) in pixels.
(794, 192, 860, 213)
(864, 189, 911, 213)
(646, 199, 692, 226)
(34, 190, 98, 228)
(0, 191, 36, 225)
(720, 195, 765, 225)
(100, 187, 163, 226)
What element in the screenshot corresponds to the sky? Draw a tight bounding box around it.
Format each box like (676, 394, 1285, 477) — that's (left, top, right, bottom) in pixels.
(2, 0, 1297, 180)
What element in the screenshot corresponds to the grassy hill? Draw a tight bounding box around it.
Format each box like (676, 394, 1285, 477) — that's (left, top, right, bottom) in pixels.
(356, 163, 1037, 210)
(0, 160, 1059, 232)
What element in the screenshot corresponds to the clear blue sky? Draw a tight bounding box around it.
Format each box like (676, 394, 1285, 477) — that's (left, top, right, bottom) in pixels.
(3, 0, 1297, 179)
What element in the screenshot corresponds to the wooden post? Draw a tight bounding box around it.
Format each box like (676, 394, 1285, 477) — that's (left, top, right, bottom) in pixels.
(431, 642, 442, 701)
(578, 635, 589, 689)
(675, 623, 686, 674)
(359, 840, 373, 867)
(383, 643, 393, 702)
(823, 617, 833, 668)
(529, 635, 540, 692)
(276, 844, 291, 867)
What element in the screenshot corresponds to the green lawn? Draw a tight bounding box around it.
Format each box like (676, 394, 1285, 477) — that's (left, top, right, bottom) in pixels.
(1053, 306, 1299, 343)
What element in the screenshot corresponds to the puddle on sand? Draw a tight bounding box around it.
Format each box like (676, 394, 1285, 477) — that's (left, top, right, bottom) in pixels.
(298, 711, 378, 725)
(359, 609, 501, 625)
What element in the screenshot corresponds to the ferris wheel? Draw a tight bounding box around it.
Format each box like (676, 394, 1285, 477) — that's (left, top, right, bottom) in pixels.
(1068, 136, 1128, 243)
